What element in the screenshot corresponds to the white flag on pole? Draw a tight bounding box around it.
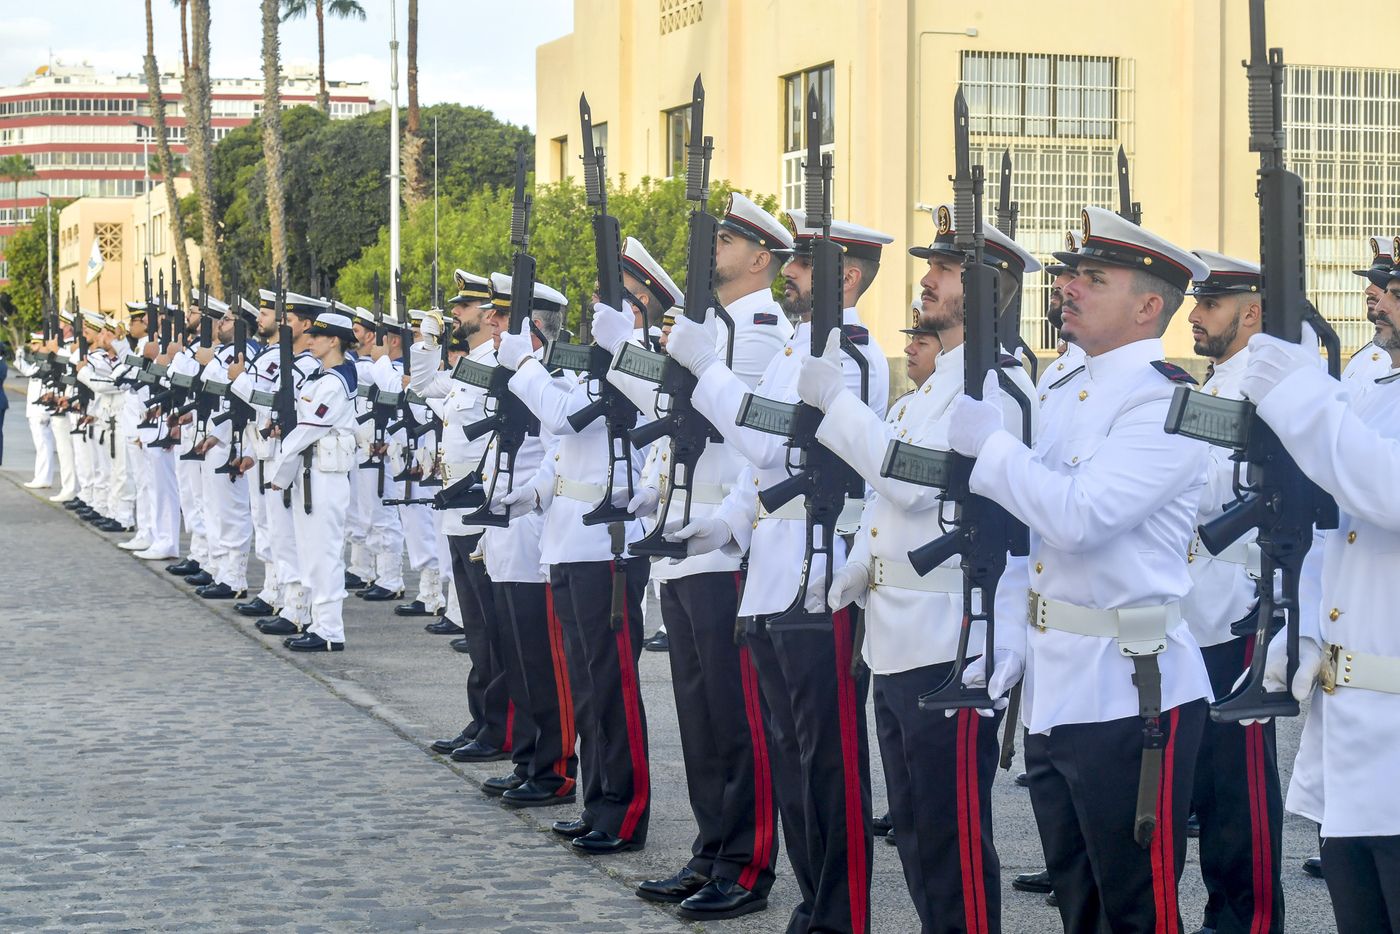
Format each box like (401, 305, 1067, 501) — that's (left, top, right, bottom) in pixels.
(85, 237, 104, 284)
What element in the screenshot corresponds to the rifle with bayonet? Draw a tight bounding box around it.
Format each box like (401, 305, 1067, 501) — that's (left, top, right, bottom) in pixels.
(459, 144, 542, 527)
(626, 75, 730, 558)
(270, 268, 300, 508)
(1163, 0, 1339, 723)
(540, 91, 639, 526)
(69, 282, 93, 435)
(213, 269, 256, 480)
(876, 86, 1032, 708)
(996, 150, 1037, 383)
(179, 262, 214, 461)
(1117, 145, 1142, 226)
(731, 86, 869, 631)
(384, 272, 439, 505)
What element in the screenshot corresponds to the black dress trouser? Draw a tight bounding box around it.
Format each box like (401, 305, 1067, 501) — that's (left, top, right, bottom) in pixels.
(493, 579, 576, 793)
(447, 533, 511, 750)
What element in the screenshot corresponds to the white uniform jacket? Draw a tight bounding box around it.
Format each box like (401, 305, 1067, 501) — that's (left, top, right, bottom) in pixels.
(818, 342, 1036, 674)
(270, 360, 358, 489)
(691, 307, 890, 617)
(410, 338, 497, 535)
(969, 337, 1213, 733)
(1256, 362, 1400, 837)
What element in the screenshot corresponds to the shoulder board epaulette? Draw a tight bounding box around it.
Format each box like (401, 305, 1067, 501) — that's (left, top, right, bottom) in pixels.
(1375, 371, 1400, 385)
(1151, 360, 1197, 385)
(998, 353, 1020, 368)
(841, 324, 869, 345)
(1048, 365, 1086, 389)
(754, 312, 778, 326)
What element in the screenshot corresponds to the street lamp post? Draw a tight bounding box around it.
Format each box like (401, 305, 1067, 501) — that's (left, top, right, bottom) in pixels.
(130, 121, 152, 260)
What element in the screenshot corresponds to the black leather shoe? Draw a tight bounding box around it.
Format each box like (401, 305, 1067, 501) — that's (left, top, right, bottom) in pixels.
(166, 558, 199, 576)
(885, 827, 897, 846)
(571, 830, 641, 855)
(97, 519, 130, 532)
(1303, 856, 1323, 879)
(1186, 812, 1200, 838)
(344, 571, 367, 591)
(64, 498, 87, 510)
(430, 729, 475, 755)
(449, 637, 472, 654)
(643, 630, 669, 652)
(1015, 771, 1030, 788)
(359, 585, 404, 602)
(872, 812, 892, 837)
(635, 867, 709, 904)
(482, 774, 526, 798)
(394, 599, 433, 617)
(501, 780, 575, 808)
(198, 583, 245, 600)
(256, 616, 300, 635)
(285, 632, 343, 652)
(678, 879, 767, 920)
(551, 818, 591, 839)
(1013, 869, 1053, 894)
(184, 570, 215, 587)
(425, 617, 465, 635)
(235, 597, 274, 617)
(1046, 892, 1058, 908)
(449, 740, 509, 763)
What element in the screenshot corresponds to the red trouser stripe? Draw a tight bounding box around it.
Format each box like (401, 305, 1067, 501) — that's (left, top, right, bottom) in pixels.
(1246, 722, 1274, 934)
(544, 585, 575, 793)
(956, 710, 990, 933)
(831, 609, 869, 934)
(613, 563, 650, 840)
(737, 643, 774, 890)
(502, 700, 515, 753)
(1151, 707, 1181, 934)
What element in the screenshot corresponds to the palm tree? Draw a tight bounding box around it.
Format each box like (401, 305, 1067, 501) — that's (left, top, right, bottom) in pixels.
(261, 0, 290, 278)
(0, 154, 36, 214)
(144, 0, 193, 294)
(281, 0, 366, 114)
(185, 0, 222, 294)
(172, 0, 189, 74)
(401, 0, 426, 207)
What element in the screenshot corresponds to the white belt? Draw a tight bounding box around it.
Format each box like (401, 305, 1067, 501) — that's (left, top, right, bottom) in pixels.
(659, 479, 729, 505)
(442, 461, 472, 484)
(1189, 535, 1262, 577)
(758, 496, 864, 528)
(1031, 594, 1176, 658)
(1322, 645, 1400, 695)
(869, 557, 962, 594)
(554, 476, 606, 503)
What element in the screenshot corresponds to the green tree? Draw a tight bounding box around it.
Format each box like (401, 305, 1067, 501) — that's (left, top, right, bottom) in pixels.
(0, 154, 37, 213)
(1, 204, 65, 343)
(280, 0, 367, 114)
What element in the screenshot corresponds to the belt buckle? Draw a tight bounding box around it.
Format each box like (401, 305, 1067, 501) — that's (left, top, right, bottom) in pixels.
(1320, 643, 1341, 695)
(1029, 590, 1045, 632)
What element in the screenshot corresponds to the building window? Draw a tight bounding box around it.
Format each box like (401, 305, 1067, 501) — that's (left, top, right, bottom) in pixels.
(95, 222, 123, 263)
(781, 64, 835, 210)
(663, 103, 691, 178)
(552, 135, 568, 183)
(957, 50, 1134, 351)
(1283, 64, 1400, 353)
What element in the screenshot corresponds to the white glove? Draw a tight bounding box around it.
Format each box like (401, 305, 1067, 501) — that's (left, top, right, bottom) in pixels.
(827, 560, 870, 611)
(667, 516, 731, 556)
(1233, 627, 1325, 725)
(591, 301, 636, 355)
(491, 483, 539, 521)
(1240, 333, 1316, 405)
(953, 649, 1024, 718)
(496, 317, 534, 371)
(665, 309, 720, 377)
(420, 310, 443, 343)
(946, 372, 1005, 458)
(624, 486, 660, 517)
(796, 328, 847, 413)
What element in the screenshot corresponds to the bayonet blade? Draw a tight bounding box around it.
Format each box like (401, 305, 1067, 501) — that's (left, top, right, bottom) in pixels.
(1117, 145, 1133, 219)
(996, 149, 1014, 237)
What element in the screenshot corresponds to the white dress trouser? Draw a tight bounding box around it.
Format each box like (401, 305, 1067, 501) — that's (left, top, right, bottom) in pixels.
(291, 467, 350, 644)
(27, 414, 55, 485)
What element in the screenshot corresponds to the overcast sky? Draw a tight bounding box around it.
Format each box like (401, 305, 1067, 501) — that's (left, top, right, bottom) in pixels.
(2, 1, 575, 129)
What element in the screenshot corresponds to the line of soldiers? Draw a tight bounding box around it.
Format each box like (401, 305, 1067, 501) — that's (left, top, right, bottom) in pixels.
(16, 72, 1400, 934)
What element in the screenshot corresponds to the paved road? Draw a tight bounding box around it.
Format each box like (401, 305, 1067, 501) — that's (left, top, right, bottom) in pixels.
(0, 383, 1338, 932)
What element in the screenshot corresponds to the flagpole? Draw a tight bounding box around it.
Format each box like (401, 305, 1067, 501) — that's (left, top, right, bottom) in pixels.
(388, 0, 401, 311)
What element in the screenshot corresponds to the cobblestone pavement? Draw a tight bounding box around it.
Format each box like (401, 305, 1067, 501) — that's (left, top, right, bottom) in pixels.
(0, 388, 1338, 932)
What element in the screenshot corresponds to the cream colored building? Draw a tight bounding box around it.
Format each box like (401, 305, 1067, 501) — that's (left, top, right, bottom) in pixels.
(57, 178, 202, 321)
(537, 0, 1399, 367)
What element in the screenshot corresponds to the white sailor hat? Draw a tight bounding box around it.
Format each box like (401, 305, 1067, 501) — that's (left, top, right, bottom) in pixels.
(125, 300, 148, 318)
(192, 288, 230, 318)
(59, 308, 76, 324)
(449, 269, 494, 308)
(283, 291, 330, 317)
(1052, 206, 1208, 292)
(488, 273, 569, 314)
(910, 203, 1042, 276)
(621, 237, 683, 309)
(351, 306, 378, 328)
(1045, 231, 1083, 277)
(238, 296, 260, 319)
(1187, 251, 1261, 297)
(783, 210, 894, 263)
(720, 192, 794, 252)
(1355, 234, 1397, 281)
(308, 311, 355, 341)
(258, 288, 277, 310)
(80, 309, 106, 330)
(29, 331, 45, 342)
